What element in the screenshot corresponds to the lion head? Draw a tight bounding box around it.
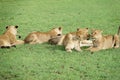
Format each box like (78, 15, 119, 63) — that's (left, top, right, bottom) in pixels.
(91, 29, 103, 40)
(5, 25, 18, 35)
(49, 27, 62, 38)
(76, 28, 90, 40)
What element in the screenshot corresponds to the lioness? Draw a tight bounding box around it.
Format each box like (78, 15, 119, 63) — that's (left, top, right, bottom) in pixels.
(0, 25, 24, 48)
(49, 28, 90, 52)
(49, 29, 92, 47)
(24, 27, 62, 44)
(87, 26, 120, 52)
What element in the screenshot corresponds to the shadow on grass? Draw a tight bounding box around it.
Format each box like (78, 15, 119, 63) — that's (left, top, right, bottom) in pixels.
(46, 44, 65, 52)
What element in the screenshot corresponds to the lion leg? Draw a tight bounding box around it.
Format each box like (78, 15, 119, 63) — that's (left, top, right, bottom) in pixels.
(89, 47, 101, 52)
(66, 48, 72, 53)
(12, 40, 24, 46)
(74, 41, 82, 52)
(74, 44, 82, 52)
(16, 40, 24, 45)
(65, 41, 74, 52)
(29, 41, 37, 44)
(1, 46, 11, 49)
(27, 37, 40, 44)
(0, 40, 11, 48)
(65, 45, 74, 53)
(58, 35, 65, 45)
(75, 46, 82, 52)
(29, 40, 42, 44)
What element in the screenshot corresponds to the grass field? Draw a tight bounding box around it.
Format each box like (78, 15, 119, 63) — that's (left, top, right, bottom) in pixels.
(0, 0, 120, 80)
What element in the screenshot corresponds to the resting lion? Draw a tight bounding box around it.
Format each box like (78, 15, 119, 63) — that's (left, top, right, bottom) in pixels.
(0, 25, 24, 48)
(24, 27, 62, 44)
(49, 28, 91, 52)
(87, 26, 120, 52)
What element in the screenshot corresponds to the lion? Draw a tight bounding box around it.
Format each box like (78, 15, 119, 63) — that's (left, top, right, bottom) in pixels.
(63, 32, 81, 52)
(48, 28, 93, 48)
(87, 26, 120, 52)
(49, 28, 90, 52)
(0, 25, 24, 48)
(48, 35, 65, 45)
(24, 27, 62, 44)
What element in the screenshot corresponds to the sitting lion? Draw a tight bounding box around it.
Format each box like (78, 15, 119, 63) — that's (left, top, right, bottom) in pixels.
(0, 25, 24, 48)
(24, 27, 62, 44)
(87, 26, 120, 52)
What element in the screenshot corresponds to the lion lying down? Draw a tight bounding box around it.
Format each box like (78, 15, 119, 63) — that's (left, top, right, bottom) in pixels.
(49, 35, 93, 46)
(0, 25, 24, 48)
(49, 28, 93, 52)
(87, 26, 120, 52)
(24, 27, 62, 44)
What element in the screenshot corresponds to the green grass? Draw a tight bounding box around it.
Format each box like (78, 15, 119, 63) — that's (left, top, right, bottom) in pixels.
(0, 0, 120, 80)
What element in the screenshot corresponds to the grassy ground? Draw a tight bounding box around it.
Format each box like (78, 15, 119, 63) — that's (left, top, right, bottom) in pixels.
(0, 0, 120, 80)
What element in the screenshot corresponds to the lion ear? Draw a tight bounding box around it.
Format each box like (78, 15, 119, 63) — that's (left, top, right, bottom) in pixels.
(6, 26, 8, 29)
(59, 27, 62, 30)
(15, 25, 18, 28)
(77, 28, 80, 31)
(86, 28, 88, 30)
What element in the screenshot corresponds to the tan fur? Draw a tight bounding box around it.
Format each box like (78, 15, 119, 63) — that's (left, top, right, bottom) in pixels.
(24, 27, 62, 44)
(49, 29, 93, 47)
(58, 35, 66, 45)
(63, 28, 90, 52)
(49, 35, 93, 47)
(63, 32, 80, 52)
(87, 27, 120, 52)
(48, 28, 90, 52)
(0, 25, 24, 48)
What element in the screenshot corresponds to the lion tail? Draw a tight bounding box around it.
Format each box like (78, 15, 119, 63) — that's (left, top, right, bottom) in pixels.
(117, 26, 120, 46)
(117, 26, 120, 37)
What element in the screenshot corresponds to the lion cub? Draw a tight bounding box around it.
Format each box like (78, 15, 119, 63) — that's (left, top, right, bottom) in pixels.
(49, 28, 89, 52)
(64, 28, 90, 52)
(87, 27, 120, 52)
(49, 29, 92, 47)
(0, 25, 24, 48)
(24, 27, 62, 44)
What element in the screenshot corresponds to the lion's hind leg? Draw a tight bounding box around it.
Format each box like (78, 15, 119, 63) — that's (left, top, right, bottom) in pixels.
(74, 41, 82, 52)
(0, 40, 11, 49)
